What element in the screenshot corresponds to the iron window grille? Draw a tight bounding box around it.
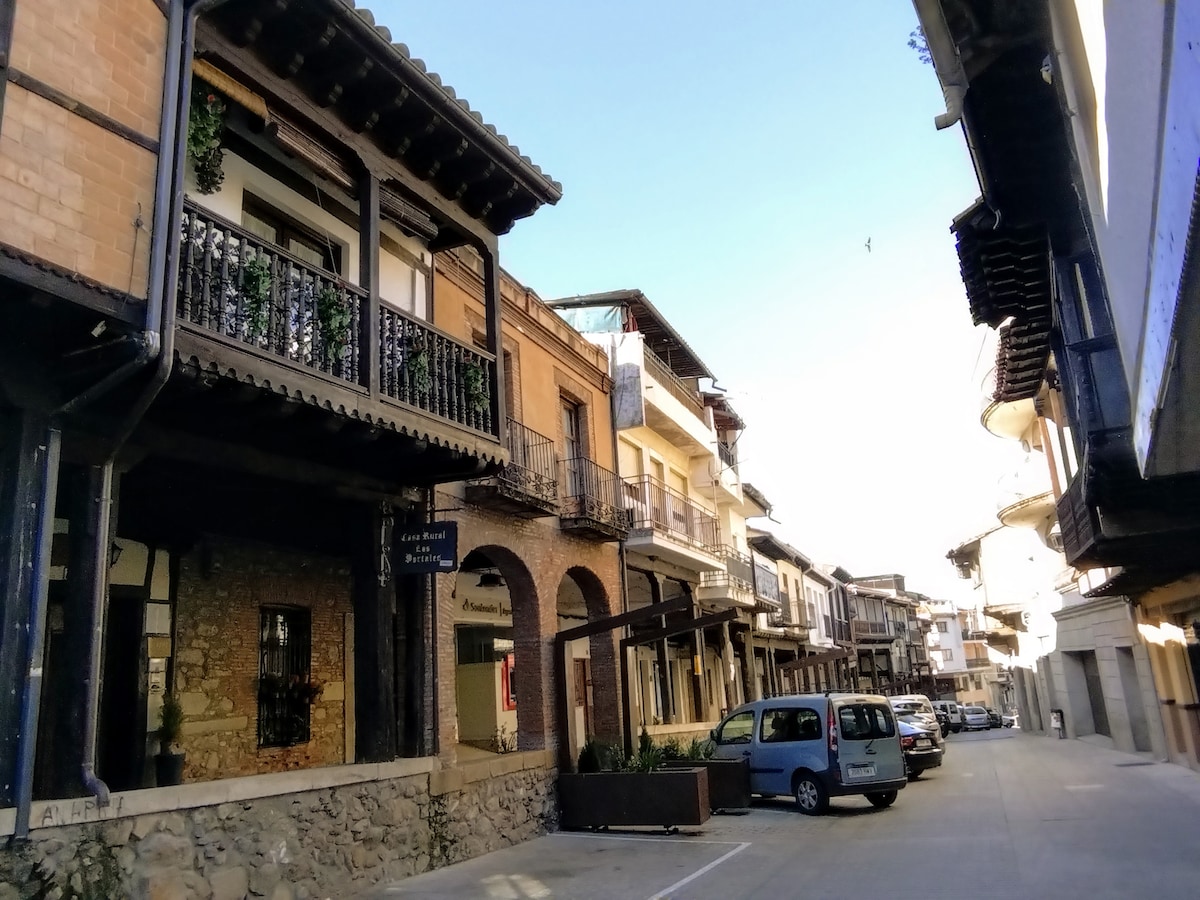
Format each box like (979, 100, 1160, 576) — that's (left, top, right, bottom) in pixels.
(258, 606, 313, 748)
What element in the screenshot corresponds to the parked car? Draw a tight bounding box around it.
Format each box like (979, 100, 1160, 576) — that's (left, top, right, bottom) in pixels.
(934, 708, 952, 735)
(888, 694, 944, 741)
(986, 708, 1003, 729)
(1002, 712, 1019, 728)
(898, 720, 943, 779)
(711, 693, 907, 815)
(962, 705, 990, 730)
(931, 700, 964, 733)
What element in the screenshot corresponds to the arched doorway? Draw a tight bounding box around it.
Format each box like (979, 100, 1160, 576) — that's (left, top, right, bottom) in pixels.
(451, 546, 538, 754)
(556, 566, 618, 765)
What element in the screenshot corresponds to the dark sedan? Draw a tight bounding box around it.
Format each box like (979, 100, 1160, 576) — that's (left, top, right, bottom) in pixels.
(898, 720, 943, 779)
(986, 708, 1003, 729)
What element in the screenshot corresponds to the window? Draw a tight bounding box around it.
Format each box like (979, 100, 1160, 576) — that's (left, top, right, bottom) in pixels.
(715, 710, 755, 744)
(937, 621, 948, 633)
(242, 195, 341, 274)
(837, 703, 896, 740)
(258, 607, 312, 748)
(942, 649, 953, 660)
(760, 707, 821, 743)
(562, 400, 582, 460)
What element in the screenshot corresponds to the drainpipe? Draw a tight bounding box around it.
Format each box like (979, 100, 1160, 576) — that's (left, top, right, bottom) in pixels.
(10, 429, 62, 840)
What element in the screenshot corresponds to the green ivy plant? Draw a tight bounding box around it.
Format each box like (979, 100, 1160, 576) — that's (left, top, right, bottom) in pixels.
(316, 285, 353, 361)
(405, 342, 432, 397)
(187, 81, 227, 194)
(461, 359, 489, 413)
(240, 254, 271, 339)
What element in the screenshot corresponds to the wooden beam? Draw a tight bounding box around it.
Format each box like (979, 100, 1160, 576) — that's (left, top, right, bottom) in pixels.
(352, 502, 397, 762)
(555, 594, 692, 644)
(619, 608, 739, 649)
(359, 169, 381, 397)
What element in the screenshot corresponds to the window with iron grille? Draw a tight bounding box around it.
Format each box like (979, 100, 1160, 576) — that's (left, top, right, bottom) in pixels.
(258, 606, 313, 748)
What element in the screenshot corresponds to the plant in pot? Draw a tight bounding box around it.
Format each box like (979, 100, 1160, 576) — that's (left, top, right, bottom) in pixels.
(155, 693, 186, 787)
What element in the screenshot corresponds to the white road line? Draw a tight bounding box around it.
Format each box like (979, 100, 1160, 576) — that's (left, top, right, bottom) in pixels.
(550, 833, 745, 846)
(644, 841, 751, 900)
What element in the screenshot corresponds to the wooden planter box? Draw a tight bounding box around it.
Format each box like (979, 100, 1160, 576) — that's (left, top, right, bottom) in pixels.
(558, 768, 711, 830)
(661, 758, 751, 811)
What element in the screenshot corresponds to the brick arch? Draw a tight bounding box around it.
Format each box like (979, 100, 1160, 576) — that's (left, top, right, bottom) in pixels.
(458, 544, 544, 751)
(557, 565, 622, 747)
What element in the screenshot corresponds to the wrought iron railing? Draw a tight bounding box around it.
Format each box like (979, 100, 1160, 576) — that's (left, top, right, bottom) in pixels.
(754, 558, 780, 605)
(498, 418, 558, 506)
(560, 457, 630, 532)
(179, 200, 499, 437)
(718, 440, 737, 471)
(642, 350, 707, 422)
(624, 475, 719, 551)
(853, 620, 896, 638)
(180, 203, 363, 383)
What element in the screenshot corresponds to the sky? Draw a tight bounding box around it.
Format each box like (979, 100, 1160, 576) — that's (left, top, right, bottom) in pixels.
(372, 1, 1024, 603)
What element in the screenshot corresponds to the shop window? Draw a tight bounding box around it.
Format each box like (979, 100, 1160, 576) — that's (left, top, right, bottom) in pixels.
(258, 607, 313, 748)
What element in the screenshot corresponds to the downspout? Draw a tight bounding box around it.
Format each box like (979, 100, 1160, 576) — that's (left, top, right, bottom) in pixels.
(75, 0, 225, 808)
(911, 0, 969, 129)
(10, 428, 61, 840)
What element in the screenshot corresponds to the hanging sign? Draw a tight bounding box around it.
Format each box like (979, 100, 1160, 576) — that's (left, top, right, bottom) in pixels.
(395, 521, 458, 573)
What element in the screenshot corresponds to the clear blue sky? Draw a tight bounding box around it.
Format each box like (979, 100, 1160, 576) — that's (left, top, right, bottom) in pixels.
(374, 0, 1020, 601)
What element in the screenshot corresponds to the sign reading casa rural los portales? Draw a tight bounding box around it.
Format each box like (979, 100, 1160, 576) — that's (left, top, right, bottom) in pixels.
(395, 521, 458, 573)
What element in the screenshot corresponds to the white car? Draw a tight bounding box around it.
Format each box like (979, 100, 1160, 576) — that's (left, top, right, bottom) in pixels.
(1002, 712, 1019, 728)
(962, 706, 990, 730)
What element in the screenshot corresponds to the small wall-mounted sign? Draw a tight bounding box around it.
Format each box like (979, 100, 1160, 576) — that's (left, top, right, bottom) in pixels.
(395, 521, 458, 574)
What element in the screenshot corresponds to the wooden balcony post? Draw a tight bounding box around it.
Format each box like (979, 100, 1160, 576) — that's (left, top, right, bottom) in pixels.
(479, 239, 507, 442)
(351, 501, 397, 762)
(646, 572, 675, 725)
(359, 170, 381, 396)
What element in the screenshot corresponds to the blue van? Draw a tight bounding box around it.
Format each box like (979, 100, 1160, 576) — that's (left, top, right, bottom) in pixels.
(711, 693, 907, 814)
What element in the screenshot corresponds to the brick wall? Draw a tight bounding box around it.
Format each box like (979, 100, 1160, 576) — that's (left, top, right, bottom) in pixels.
(433, 492, 623, 759)
(0, 0, 165, 296)
(173, 537, 351, 780)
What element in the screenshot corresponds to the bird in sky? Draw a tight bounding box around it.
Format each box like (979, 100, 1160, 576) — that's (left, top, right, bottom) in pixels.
(865, 237, 872, 253)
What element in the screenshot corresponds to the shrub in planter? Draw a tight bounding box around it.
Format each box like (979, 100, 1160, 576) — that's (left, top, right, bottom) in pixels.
(155, 694, 186, 787)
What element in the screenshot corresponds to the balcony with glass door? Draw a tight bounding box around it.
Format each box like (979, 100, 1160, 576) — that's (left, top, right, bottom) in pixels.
(623, 475, 723, 571)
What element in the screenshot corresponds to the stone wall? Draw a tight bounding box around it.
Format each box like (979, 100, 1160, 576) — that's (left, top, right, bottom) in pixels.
(174, 537, 351, 781)
(0, 754, 557, 899)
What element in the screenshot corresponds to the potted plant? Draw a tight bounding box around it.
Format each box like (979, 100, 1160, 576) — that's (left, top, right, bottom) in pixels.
(155, 694, 186, 787)
(558, 733, 711, 831)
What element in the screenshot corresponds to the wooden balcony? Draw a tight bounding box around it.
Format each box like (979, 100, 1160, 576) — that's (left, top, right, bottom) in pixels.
(852, 620, 897, 644)
(558, 457, 630, 541)
(174, 202, 502, 465)
(465, 418, 558, 518)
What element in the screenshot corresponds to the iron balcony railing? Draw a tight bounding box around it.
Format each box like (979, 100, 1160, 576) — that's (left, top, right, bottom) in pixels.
(699, 546, 754, 597)
(642, 350, 707, 422)
(966, 657, 992, 669)
(559, 457, 631, 533)
(717, 440, 737, 470)
(179, 201, 497, 436)
(853, 620, 896, 638)
(624, 475, 719, 551)
(497, 417, 558, 506)
(754, 558, 780, 607)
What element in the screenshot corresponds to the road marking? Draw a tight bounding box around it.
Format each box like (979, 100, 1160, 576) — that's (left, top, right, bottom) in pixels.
(644, 841, 751, 900)
(1064, 783, 1105, 791)
(551, 833, 745, 846)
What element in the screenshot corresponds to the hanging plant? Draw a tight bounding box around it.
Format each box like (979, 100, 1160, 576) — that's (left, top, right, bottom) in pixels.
(316, 285, 353, 361)
(241, 254, 272, 339)
(404, 341, 433, 396)
(187, 80, 227, 194)
(461, 359, 489, 413)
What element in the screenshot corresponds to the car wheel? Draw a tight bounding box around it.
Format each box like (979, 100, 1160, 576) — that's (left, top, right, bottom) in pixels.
(793, 773, 828, 816)
(867, 791, 897, 809)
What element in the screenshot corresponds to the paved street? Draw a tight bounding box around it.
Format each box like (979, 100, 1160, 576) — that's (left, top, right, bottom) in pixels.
(369, 731, 1200, 900)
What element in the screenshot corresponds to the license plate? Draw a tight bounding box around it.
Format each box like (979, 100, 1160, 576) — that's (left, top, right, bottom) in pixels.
(846, 764, 876, 779)
(917, 739, 932, 748)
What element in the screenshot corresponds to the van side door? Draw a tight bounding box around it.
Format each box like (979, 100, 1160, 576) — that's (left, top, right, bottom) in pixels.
(753, 706, 825, 797)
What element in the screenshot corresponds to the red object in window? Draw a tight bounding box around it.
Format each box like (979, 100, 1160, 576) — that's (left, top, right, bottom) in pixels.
(501, 653, 517, 711)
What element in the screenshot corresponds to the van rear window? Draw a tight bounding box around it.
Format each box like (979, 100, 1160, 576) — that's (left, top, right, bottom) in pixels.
(837, 703, 896, 740)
